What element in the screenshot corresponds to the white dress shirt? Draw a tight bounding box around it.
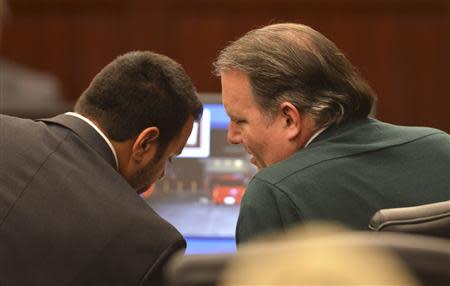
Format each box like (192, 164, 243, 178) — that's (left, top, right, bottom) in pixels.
(65, 112, 119, 169)
(305, 127, 327, 148)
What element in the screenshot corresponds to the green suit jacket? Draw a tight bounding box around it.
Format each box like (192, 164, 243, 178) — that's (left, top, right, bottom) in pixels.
(236, 118, 450, 244)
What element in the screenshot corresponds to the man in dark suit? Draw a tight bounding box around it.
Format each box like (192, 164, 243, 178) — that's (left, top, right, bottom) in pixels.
(213, 23, 450, 244)
(0, 49, 203, 285)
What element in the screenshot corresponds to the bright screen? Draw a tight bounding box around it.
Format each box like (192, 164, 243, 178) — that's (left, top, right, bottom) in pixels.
(145, 94, 256, 254)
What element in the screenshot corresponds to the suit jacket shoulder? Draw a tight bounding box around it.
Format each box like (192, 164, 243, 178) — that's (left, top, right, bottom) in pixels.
(0, 114, 185, 286)
(255, 118, 449, 185)
(236, 118, 449, 243)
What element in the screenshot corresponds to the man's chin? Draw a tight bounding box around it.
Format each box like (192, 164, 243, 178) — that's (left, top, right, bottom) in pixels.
(136, 185, 151, 195)
(250, 157, 262, 170)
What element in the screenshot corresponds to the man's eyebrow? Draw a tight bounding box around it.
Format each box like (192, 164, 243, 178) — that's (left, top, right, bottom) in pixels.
(224, 106, 244, 121)
(229, 114, 245, 122)
(225, 111, 238, 120)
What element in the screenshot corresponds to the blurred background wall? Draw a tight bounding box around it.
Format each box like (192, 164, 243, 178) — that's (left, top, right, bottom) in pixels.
(1, 0, 448, 132)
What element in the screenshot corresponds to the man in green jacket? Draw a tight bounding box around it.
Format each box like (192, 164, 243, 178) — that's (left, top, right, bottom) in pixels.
(214, 23, 450, 244)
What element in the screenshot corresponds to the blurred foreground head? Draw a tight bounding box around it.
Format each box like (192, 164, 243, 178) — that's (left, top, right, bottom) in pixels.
(220, 224, 419, 286)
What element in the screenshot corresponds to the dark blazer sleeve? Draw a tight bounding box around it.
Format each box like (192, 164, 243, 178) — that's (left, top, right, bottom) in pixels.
(236, 177, 301, 244)
(140, 239, 186, 286)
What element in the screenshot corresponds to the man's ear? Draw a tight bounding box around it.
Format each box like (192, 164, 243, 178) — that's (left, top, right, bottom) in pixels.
(131, 127, 160, 162)
(279, 102, 301, 140)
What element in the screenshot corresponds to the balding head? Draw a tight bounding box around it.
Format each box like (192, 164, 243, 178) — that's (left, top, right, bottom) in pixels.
(214, 23, 376, 129)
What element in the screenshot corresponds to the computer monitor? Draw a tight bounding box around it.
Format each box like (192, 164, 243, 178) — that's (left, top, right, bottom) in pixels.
(145, 93, 256, 254)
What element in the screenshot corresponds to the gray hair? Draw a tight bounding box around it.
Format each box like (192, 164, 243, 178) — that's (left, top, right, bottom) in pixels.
(214, 23, 376, 129)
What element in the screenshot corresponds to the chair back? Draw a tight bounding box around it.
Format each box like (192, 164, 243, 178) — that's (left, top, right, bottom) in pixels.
(369, 200, 450, 238)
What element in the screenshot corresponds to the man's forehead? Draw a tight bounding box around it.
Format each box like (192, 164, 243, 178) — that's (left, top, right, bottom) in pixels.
(221, 96, 237, 118)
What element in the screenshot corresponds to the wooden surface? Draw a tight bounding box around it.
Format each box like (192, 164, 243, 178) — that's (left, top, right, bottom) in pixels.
(1, 0, 449, 131)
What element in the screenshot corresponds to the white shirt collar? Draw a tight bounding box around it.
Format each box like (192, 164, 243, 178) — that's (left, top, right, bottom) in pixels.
(65, 112, 119, 169)
(304, 127, 327, 148)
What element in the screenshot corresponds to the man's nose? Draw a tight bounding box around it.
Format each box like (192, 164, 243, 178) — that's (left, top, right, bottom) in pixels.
(227, 122, 242, 144)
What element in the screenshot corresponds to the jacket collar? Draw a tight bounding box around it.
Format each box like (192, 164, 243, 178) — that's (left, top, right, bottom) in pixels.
(39, 114, 117, 170)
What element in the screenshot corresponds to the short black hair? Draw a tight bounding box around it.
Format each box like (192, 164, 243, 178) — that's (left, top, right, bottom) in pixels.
(75, 51, 203, 149)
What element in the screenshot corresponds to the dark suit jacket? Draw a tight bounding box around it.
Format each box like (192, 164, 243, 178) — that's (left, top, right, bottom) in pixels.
(236, 118, 450, 243)
(0, 114, 185, 285)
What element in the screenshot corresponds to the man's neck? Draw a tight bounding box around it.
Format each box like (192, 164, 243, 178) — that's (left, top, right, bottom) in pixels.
(297, 114, 319, 149)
